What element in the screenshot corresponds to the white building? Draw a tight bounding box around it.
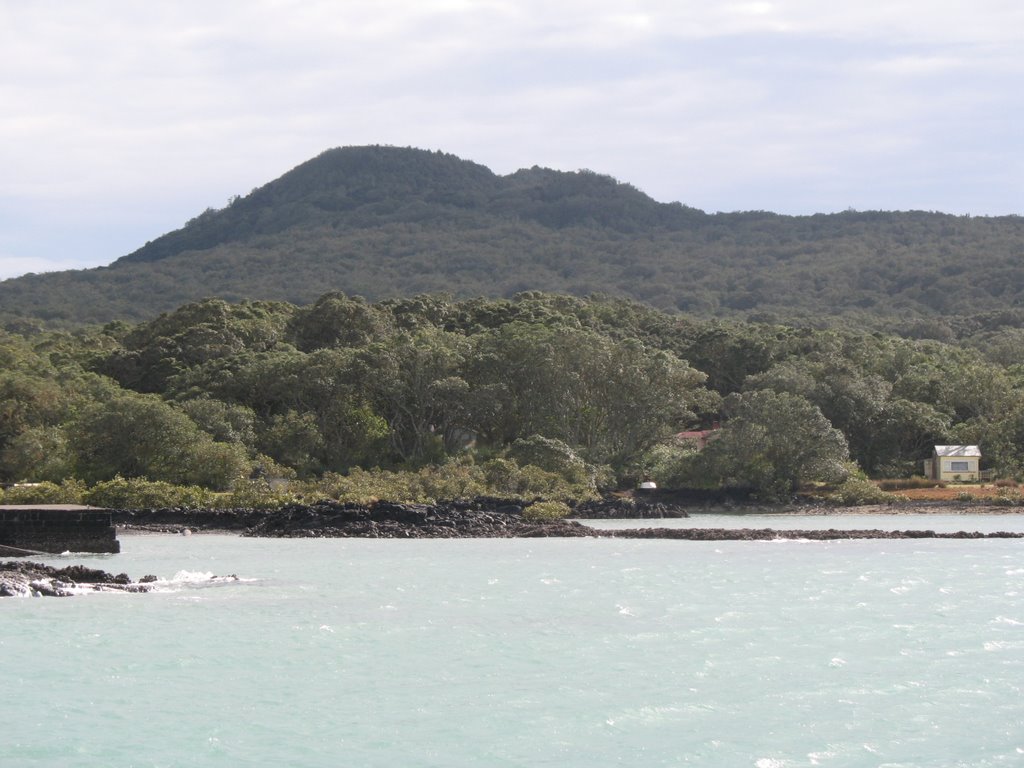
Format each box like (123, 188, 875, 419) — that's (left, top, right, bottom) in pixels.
(923, 445, 981, 482)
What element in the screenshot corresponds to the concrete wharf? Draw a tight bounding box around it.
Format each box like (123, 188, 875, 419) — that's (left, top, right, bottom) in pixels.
(0, 505, 120, 555)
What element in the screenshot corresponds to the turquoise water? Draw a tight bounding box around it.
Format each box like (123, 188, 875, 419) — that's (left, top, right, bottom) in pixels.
(3, 517, 1024, 767)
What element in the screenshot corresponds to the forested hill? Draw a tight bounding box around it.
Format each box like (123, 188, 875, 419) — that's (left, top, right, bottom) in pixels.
(2, 145, 1023, 326)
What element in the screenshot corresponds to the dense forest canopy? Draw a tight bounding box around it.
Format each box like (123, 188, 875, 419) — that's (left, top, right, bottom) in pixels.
(3, 293, 1024, 503)
(1, 146, 1022, 326)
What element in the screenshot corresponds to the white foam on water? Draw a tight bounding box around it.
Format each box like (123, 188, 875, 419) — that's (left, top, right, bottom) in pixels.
(610, 705, 685, 725)
(143, 570, 253, 594)
(1, 581, 32, 598)
(993, 616, 1022, 626)
(37, 581, 95, 596)
(984, 641, 1010, 651)
(755, 758, 785, 768)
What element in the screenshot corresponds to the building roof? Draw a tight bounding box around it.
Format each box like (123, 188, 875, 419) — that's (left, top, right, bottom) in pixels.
(934, 445, 981, 457)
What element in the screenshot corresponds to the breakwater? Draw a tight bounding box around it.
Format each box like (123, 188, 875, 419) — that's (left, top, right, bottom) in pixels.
(244, 503, 1024, 540)
(0, 505, 120, 554)
(108, 500, 1024, 540)
(111, 495, 683, 533)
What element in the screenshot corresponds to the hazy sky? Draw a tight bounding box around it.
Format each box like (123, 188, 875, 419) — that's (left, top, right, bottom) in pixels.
(1, 0, 1021, 279)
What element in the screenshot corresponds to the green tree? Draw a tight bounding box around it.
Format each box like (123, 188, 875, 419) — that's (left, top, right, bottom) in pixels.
(697, 390, 850, 499)
(0, 425, 73, 482)
(258, 410, 326, 477)
(178, 397, 258, 448)
(287, 292, 393, 351)
(466, 323, 713, 467)
(745, 356, 890, 473)
(67, 393, 247, 489)
(355, 328, 471, 463)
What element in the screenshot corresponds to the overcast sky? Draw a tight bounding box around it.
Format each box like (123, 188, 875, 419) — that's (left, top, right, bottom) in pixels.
(1, 0, 1021, 279)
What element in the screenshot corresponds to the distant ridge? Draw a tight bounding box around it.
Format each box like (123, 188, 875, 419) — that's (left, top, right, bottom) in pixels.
(116, 146, 702, 267)
(2, 145, 1022, 326)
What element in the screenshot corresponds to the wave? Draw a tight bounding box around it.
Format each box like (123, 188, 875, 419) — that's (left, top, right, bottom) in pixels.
(146, 570, 256, 592)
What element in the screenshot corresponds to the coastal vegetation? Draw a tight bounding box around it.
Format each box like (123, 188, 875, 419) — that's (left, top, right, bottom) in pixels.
(3, 292, 1024, 506)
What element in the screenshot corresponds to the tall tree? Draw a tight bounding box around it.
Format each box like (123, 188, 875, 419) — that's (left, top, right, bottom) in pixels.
(697, 390, 850, 499)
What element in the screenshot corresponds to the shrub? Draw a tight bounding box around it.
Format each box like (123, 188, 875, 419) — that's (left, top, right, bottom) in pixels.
(522, 500, 571, 521)
(826, 474, 897, 506)
(415, 459, 488, 501)
(318, 467, 420, 505)
(1, 479, 86, 505)
(315, 457, 600, 505)
(212, 479, 299, 510)
(994, 478, 1017, 488)
(993, 487, 1023, 505)
(634, 441, 702, 489)
(505, 435, 603, 494)
(507, 435, 587, 478)
(83, 477, 213, 509)
(482, 458, 595, 500)
(877, 477, 946, 491)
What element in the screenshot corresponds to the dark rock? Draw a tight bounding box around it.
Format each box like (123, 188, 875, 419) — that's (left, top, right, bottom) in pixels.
(0, 561, 159, 597)
(571, 497, 689, 519)
(605, 527, 1024, 541)
(107, 497, 1024, 543)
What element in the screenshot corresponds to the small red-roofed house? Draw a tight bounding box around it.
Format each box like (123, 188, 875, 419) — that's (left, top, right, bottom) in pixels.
(676, 425, 720, 450)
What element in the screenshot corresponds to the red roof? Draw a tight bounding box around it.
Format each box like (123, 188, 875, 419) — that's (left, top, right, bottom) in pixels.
(675, 428, 720, 448)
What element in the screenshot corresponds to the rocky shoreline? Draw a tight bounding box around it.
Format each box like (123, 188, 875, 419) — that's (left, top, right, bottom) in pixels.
(112, 495, 686, 532)
(8, 498, 1022, 596)
(106, 498, 1024, 540)
(0, 561, 158, 597)
(608, 527, 1024, 540)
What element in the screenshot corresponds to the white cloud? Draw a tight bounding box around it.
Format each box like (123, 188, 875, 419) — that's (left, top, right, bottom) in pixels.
(868, 55, 969, 75)
(0, 253, 79, 280)
(0, 0, 1021, 277)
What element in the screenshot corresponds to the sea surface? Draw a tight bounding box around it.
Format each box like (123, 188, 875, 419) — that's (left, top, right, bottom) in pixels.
(3, 514, 1023, 767)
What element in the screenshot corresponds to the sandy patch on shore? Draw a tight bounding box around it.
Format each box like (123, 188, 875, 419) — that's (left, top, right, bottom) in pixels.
(686, 502, 1022, 516)
(893, 486, 1015, 501)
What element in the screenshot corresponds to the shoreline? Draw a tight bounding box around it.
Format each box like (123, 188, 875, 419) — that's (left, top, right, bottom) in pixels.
(11, 503, 1022, 596)
(686, 503, 1024, 516)
(115, 503, 1024, 537)
(107, 499, 1024, 541)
